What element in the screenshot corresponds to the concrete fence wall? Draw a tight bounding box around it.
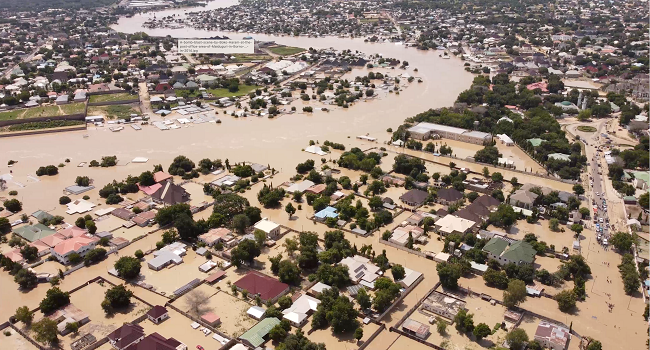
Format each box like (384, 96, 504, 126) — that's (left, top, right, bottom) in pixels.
(0, 113, 86, 127)
(358, 323, 386, 350)
(375, 274, 425, 322)
(87, 99, 140, 107)
(378, 238, 427, 258)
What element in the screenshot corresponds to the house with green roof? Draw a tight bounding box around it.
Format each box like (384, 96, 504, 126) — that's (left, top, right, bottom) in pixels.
(239, 317, 281, 348)
(13, 224, 56, 242)
(31, 210, 53, 223)
(631, 171, 649, 190)
(483, 237, 536, 266)
(547, 153, 571, 162)
(527, 138, 545, 147)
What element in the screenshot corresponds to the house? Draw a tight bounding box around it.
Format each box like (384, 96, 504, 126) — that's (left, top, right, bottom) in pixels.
(151, 180, 190, 205)
(407, 122, 492, 144)
(4, 249, 24, 263)
(55, 95, 69, 105)
(48, 304, 90, 336)
(282, 294, 320, 327)
(13, 224, 56, 242)
(436, 188, 464, 205)
(65, 199, 96, 215)
(73, 91, 87, 102)
(132, 211, 156, 227)
(534, 321, 570, 350)
(153, 171, 173, 183)
(32, 210, 54, 223)
(148, 242, 186, 270)
(50, 235, 99, 264)
(201, 312, 221, 326)
(234, 271, 290, 303)
(434, 215, 476, 236)
(199, 228, 237, 247)
(483, 237, 536, 266)
(309, 282, 331, 297)
(253, 218, 281, 240)
(314, 206, 338, 221)
(497, 134, 514, 146)
(509, 189, 538, 209)
(285, 180, 315, 193)
(247, 306, 266, 320)
(146, 305, 169, 324)
(122, 332, 187, 350)
(631, 171, 649, 190)
(396, 267, 423, 288)
(111, 208, 135, 221)
(239, 317, 281, 348)
(402, 319, 430, 339)
(400, 189, 429, 207)
(30, 240, 51, 257)
(305, 184, 327, 194)
(340, 255, 382, 286)
(389, 225, 424, 246)
(57, 226, 88, 239)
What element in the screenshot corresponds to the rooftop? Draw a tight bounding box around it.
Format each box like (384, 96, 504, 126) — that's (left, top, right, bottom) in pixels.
(239, 317, 281, 348)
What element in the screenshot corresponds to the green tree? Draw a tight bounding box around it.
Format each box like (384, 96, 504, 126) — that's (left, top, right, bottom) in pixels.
(356, 288, 372, 310)
(572, 184, 585, 195)
(32, 318, 58, 345)
(285, 202, 296, 218)
(610, 232, 633, 252)
(436, 318, 448, 334)
(254, 229, 266, 247)
(505, 328, 528, 350)
(39, 287, 70, 314)
(232, 214, 250, 234)
(14, 306, 34, 325)
(503, 279, 527, 308)
(268, 324, 288, 341)
(102, 284, 133, 314)
(453, 309, 474, 333)
(549, 218, 560, 231)
(473, 323, 491, 340)
(391, 264, 406, 281)
(114, 256, 142, 279)
(278, 260, 301, 285)
(586, 340, 602, 350)
(555, 290, 577, 312)
(354, 327, 363, 341)
(437, 262, 463, 289)
(230, 239, 261, 267)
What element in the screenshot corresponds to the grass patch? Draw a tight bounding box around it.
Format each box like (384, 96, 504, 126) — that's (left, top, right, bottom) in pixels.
(359, 18, 379, 23)
(60, 103, 86, 115)
(207, 84, 261, 98)
(577, 126, 597, 132)
(21, 105, 62, 119)
(4, 120, 85, 132)
(88, 93, 135, 103)
(231, 54, 272, 63)
(87, 105, 140, 119)
(175, 89, 202, 98)
(0, 109, 23, 121)
(268, 46, 305, 56)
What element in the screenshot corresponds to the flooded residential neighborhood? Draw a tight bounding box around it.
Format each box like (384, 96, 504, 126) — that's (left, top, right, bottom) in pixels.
(0, 1, 648, 350)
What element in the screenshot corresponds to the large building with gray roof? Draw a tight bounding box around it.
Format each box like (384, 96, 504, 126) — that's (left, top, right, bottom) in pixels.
(407, 122, 492, 145)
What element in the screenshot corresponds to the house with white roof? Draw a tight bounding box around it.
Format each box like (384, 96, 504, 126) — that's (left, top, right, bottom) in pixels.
(148, 242, 186, 271)
(253, 218, 281, 240)
(282, 294, 320, 327)
(340, 255, 382, 287)
(434, 215, 476, 236)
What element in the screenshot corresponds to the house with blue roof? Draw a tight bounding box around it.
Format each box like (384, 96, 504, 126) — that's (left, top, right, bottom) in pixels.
(314, 206, 338, 221)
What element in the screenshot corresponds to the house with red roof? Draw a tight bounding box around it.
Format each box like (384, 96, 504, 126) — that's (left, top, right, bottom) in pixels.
(234, 271, 289, 303)
(50, 235, 99, 264)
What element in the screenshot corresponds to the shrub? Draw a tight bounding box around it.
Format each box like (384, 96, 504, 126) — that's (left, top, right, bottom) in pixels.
(59, 196, 71, 205)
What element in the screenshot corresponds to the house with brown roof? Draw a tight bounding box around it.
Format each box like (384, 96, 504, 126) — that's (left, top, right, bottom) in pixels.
(199, 228, 237, 247)
(108, 324, 145, 350)
(436, 188, 464, 206)
(534, 321, 570, 350)
(399, 189, 429, 207)
(112, 208, 135, 221)
(146, 305, 169, 324)
(151, 181, 190, 206)
(125, 332, 184, 350)
(132, 211, 156, 227)
(234, 271, 290, 303)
